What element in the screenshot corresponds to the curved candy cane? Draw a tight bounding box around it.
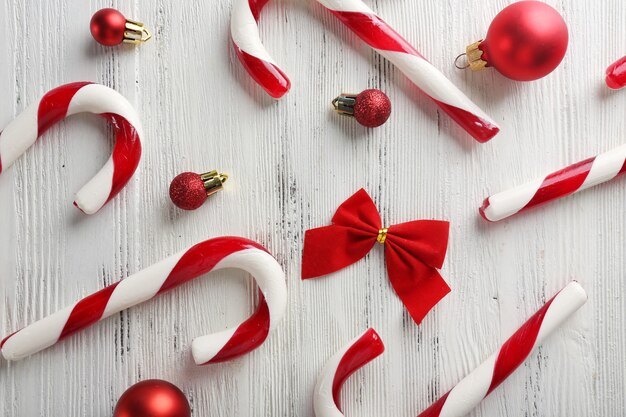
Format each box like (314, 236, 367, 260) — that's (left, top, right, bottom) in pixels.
(1, 236, 287, 365)
(314, 328, 385, 417)
(417, 282, 587, 417)
(231, 0, 290, 98)
(0, 82, 142, 215)
(314, 0, 499, 142)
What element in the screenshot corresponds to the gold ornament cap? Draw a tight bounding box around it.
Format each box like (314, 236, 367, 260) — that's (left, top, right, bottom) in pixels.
(123, 18, 152, 44)
(455, 40, 488, 71)
(466, 40, 488, 71)
(200, 170, 228, 197)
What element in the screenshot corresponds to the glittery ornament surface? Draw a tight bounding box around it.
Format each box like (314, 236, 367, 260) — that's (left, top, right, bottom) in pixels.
(169, 172, 207, 210)
(354, 89, 392, 128)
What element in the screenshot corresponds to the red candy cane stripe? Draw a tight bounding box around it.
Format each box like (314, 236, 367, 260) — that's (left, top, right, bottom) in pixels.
(314, 328, 385, 417)
(480, 144, 626, 222)
(315, 0, 499, 142)
(0, 82, 142, 215)
(1, 237, 287, 365)
(417, 282, 587, 417)
(231, 0, 291, 98)
(606, 55, 626, 90)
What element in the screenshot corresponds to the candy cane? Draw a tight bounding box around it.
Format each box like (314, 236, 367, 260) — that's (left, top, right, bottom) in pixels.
(0, 82, 142, 215)
(606, 55, 626, 90)
(314, 328, 385, 417)
(231, 0, 290, 98)
(1, 236, 287, 365)
(314, 0, 499, 142)
(480, 144, 626, 222)
(417, 282, 587, 417)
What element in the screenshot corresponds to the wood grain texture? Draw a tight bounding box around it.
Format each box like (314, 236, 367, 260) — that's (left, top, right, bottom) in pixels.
(0, 0, 624, 416)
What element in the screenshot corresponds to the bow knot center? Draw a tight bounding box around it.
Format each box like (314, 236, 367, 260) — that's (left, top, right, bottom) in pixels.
(376, 228, 388, 244)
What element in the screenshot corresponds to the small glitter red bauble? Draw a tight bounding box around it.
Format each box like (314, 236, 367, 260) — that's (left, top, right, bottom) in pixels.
(481, 1, 568, 81)
(90, 8, 127, 46)
(113, 380, 191, 417)
(169, 172, 207, 210)
(353, 89, 392, 128)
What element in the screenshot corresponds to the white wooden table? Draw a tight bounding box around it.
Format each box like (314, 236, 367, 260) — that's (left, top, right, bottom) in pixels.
(1, 0, 624, 416)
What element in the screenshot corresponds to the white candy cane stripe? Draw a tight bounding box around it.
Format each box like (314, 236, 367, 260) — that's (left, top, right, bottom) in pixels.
(417, 282, 587, 417)
(231, 0, 291, 98)
(314, 328, 384, 417)
(480, 144, 626, 222)
(0, 82, 143, 214)
(314, 0, 499, 142)
(1, 237, 287, 365)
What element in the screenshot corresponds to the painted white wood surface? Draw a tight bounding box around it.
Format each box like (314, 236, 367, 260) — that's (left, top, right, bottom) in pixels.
(0, 0, 624, 416)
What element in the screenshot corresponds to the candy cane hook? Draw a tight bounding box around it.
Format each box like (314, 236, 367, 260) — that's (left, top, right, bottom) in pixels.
(0, 82, 142, 214)
(1, 237, 287, 365)
(231, 0, 291, 98)
(314, 328, 385, 417)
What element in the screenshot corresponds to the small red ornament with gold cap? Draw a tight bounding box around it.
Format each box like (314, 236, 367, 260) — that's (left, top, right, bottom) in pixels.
(456, 1, 568, 81)
(169, 170, 228, 210)
(90, 8, 152, 46)
(332, 89, 391, 128)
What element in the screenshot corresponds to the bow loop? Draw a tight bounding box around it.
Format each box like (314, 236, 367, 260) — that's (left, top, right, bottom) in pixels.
(331, 188, 381, 233)
(301, 189, 451, 325)
(386, 220, 449, 269)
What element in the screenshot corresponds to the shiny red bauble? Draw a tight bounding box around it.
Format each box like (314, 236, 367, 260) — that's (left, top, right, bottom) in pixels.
(353, 89, 392, 128)
(481, 1, 568, 81)
(90, 8, 127, 46)
(113, 380, 191, 417)
(169, 172, 207, 210)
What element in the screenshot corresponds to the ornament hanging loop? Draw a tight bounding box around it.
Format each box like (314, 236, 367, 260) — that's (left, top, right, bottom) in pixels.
(454, 53, 470, 70)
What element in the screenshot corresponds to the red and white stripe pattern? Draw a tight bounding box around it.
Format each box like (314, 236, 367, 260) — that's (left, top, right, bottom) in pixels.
(417, 282, 587, 417)
(314, 328, 385, 417)
(231, 0, 291, 99)
(0, 82, 142, 215)
(1, 236, 287, 365)
(314, 0, 499, 142)
(480, 144, 626, 222)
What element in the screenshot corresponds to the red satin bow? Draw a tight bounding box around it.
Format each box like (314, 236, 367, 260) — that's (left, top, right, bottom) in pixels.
(302, 188, 450, 324)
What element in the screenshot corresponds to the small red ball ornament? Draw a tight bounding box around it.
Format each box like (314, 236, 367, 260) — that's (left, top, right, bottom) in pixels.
(113, 380, 191, 417)
(460, 1, 568, 81)
(332, 89, 391, 127)
(90, 8, 127, 46)
(169, 170, 228, 210)
(90, 8, 152, 46)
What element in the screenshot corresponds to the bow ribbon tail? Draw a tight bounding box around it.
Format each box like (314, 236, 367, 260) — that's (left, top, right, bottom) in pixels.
(384, 242, 451, 324)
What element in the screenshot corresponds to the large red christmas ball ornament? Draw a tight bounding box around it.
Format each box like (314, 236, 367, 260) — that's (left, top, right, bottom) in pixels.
(113, 380, 191, 417)
(465, 1, 568, 81)
(90, 8, 128, 46)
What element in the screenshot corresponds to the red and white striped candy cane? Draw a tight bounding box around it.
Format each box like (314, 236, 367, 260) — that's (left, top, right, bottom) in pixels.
(1, 236, 287, 365)
(606, 55, 626, 90)
(314, 0, 499, 142)
(480, 144, 626, 222)
(417, 282, 587, 417)
(0, 82, 142, 215)
(231, 0, 290, 99)
(314, 328, 385, 417)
